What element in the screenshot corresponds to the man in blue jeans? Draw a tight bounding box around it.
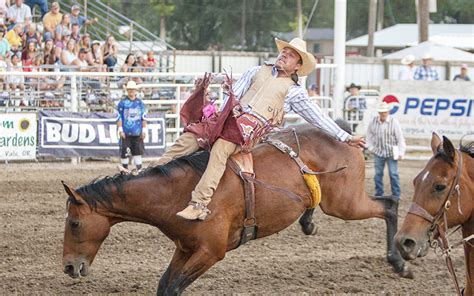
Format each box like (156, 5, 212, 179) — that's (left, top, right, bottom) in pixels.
(366, 102, 406, 198)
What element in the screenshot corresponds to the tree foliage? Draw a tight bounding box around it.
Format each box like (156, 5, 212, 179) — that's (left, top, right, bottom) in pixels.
(105, 0, 474, 51)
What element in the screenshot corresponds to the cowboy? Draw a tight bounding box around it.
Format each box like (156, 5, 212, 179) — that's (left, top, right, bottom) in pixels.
(398, 54, 416, 80)
(155, 38, 366, 221)
(414, 53, 439, 81)
(117, 80, 147, 171)
(366, 102, 406, 200)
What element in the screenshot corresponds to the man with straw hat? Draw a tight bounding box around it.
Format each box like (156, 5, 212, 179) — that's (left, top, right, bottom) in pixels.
(117, 80, 147, 172)
(154, 37, 366, 220)
(414, 53, 439, 81)
(366, 102, 405, 200)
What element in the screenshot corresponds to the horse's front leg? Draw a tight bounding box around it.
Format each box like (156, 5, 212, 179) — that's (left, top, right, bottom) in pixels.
(164, 245, 225, 295)
(157, 248, 191, 296)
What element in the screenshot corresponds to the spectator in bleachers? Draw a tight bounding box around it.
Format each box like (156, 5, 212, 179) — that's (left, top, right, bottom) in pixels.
(70, 23, 80, 43)
(54, 29, 70, 49)
(0, 27, 11, 58)
(42, 1, 61, 41)
(414, 54, 439, 81)
(41, 36, 55, 67)
(7, 52, 25, 94)
(6, 0, 31, 30)
(55, 13, 70, 42)
(70, 4, 98, 31)
(453, 64, 470, 81)
(60, 39, 79, 70)
(398, 54, 415, 81)
(0, 0, 8, 30)
(5, 22, 23, 52)
(102, 35, 117, 72)
(77, 47, 89, 70)
(0, 55, 8, 93)
(90, 40, 106, 72)
(25, 0, 48, 18)
(21, 38, 36, 72)
(121, 53, 136, 73)
(78, 33, 90, 50)
(146, 50, 156, 69)
(22, 22, 41, 48)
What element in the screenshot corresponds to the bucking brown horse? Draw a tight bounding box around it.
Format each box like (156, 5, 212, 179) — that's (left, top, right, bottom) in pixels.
(395, 133, 474, 295)
(62, 124, 408, 295)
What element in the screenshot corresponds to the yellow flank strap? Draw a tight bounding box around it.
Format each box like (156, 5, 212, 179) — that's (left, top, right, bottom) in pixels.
(303, 173, 321, 209)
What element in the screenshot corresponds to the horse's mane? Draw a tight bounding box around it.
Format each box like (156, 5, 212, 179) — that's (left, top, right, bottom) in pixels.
(74, 151, 210, 209)
(460, 141, 474, 158)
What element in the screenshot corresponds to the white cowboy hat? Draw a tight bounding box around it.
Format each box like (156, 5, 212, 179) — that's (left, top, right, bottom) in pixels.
(377, 102, 391, 113)
(422, 53, 433, 60)
(401, 54, 415, 65)
(125, 80, 139, 90)
(275, 37, 316, 77)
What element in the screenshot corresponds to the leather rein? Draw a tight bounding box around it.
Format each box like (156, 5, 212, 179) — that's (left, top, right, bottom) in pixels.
(407, 149, 472, 296)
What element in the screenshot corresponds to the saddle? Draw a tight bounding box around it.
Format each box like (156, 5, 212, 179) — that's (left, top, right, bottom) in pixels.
(229, 136, 326, 246)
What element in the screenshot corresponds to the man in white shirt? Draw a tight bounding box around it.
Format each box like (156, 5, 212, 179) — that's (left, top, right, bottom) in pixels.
(366, 102, 406, 200)
(398, 54, 415, 80)
(6, 0, 31, 30)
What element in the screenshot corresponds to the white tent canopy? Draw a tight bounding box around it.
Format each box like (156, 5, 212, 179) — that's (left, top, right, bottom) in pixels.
(382, 41, 474, 62)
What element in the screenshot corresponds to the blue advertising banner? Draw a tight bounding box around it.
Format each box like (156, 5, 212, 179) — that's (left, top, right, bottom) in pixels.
(38, 111, 166, 157)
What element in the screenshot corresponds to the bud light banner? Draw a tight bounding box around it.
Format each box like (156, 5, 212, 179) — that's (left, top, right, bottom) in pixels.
(38, 111, 166, 157)
(380, 80, 473, 140)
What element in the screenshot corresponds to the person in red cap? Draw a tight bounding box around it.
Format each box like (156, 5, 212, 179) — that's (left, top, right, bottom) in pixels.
(453, 64, 470, 81)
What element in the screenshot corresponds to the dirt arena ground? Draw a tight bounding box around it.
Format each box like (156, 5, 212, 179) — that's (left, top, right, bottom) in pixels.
(0, 159, 466, 295)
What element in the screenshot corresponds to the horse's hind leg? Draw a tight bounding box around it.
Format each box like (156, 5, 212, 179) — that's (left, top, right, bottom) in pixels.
(372, 196, 413, 279)
(299, 208, 318, 235)
(165, 247, 224, 295)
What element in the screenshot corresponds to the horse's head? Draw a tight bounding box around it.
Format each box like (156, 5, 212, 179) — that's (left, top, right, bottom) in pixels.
(62, 182, 111, 279)
(395, 133, 472, 260)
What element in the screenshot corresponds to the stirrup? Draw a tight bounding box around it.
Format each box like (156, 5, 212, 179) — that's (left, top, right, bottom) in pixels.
(190, 201, 211, 220)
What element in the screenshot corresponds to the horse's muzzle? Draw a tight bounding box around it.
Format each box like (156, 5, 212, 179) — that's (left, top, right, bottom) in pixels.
(63, 261, 89, 278)
(395, 234, 430, 260)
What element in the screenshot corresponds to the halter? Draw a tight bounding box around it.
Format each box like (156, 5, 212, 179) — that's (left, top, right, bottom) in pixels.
(407, 148, 466, 296)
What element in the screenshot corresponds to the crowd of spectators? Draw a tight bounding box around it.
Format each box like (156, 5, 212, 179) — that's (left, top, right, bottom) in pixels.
(0, 0, 161, 109)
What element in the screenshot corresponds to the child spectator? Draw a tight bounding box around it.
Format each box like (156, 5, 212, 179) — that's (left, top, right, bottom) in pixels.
(90, 40, 104, 71)
(146, 50, 157, 69)
(7, 52, 25, 98)
(54, 30, 70, 49)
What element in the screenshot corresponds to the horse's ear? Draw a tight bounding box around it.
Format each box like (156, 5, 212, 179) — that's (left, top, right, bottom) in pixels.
(431, 132, 442, 154)
(442, 136, 456, 161)
(61, 181, 84, 204)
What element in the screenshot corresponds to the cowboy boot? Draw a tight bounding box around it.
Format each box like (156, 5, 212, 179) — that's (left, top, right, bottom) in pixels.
(176, 201, 211, 221)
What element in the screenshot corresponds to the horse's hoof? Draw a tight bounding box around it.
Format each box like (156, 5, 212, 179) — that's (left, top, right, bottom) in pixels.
(399, 264, 414, 279)
(302, 223, 318, 236)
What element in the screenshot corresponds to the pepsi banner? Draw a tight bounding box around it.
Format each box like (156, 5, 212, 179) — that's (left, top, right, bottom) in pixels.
(38, 111, 166, 157)
(380, 80, 473, 140)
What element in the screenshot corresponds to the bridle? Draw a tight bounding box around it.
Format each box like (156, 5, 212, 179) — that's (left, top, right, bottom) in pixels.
(407, 148, 471, 296)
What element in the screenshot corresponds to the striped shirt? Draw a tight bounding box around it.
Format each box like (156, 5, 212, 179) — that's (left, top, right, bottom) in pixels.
(366, 116, 406, 158)
(223, 65, 351, 142)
